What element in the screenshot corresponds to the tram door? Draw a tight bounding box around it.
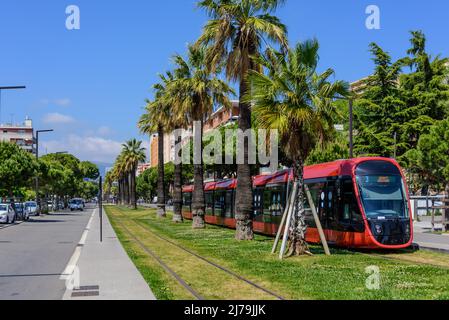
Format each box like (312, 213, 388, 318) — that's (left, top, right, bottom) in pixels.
(253, 188, 264, 233)
(339, 178, 365, 233)
(205, 192, 215, 220)
(264, 184, 287, 235)
(325, 181, 338, 243)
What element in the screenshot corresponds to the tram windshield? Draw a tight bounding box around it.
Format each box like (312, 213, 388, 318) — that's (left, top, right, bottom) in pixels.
(356, 162, 410, 219)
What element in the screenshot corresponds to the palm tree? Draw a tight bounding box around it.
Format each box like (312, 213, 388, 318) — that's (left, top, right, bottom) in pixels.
(247, 40, 349, 255)
(116, 154, 129, 206)
(197, 0, 288, 240)
(138, 74, 173, 218)
(162, 77, 191, 224)
(121, 139, 147, 210)
(169, 45, 234, 229)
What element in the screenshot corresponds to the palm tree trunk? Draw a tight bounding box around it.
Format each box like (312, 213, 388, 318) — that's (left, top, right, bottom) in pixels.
(235, 77, 254, 240)
(124, 175, 130, 205)
(192, 119, 205, 229)
(119, 178, 123, 205)
(173, 133, 183, 223)
(131, 166, 137, 210)
(128, 172, 132, 207)
(287, 159, 311, 256)
(157, 126, 166, 218)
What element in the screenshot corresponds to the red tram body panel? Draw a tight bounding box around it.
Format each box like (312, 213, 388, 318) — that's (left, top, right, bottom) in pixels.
(182, 158, 414, 250)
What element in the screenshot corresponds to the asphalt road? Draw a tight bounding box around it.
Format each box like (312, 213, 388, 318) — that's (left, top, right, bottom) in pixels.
(0, 207, 94, 300)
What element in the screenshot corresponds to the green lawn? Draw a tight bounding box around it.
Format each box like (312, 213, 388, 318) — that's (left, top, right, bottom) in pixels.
(106, 206, 449, 300)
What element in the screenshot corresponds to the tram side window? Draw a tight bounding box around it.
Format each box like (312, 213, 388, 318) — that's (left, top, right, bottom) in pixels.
(306, 182, 326, 223)
(214, 191, 225, 217)
(267, 185, 285, 217)
(205, 192, 214, 216)
(340, 179, 364, 225)
(225, 191, 234, 218)
(263, 189, 272, 216)
(182, 193, 192, 211)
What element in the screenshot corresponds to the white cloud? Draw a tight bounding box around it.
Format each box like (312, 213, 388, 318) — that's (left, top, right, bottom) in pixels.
(42, 134, 123, 163)
(43, 113, 75, 124)
(97, 126, 113, 137)
(54, 98, 71, 107)
(41, 98, 72, 107)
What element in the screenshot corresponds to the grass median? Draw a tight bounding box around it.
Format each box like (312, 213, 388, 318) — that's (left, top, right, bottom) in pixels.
(105, 205, 449, 300)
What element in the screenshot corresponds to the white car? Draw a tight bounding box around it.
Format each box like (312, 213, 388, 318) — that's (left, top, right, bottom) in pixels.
(25, 201, 38, 216)
(69, 199, 84, 211)
(0, 204, 16, 224)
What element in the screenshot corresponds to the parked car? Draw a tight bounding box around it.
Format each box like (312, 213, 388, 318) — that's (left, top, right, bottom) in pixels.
(25, 201, 38, 216)
(14, 203, 29, 221)
(69, 199, 84, 212)
(0, 204, 16, 224)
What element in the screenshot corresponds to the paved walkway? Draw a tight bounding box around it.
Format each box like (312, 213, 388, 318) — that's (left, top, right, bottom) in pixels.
(62, 208, 156, 300)
(413, 221, 449, 253)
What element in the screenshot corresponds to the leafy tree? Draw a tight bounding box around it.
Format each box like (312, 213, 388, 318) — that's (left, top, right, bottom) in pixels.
(354, 31, 449, 170)
(354, 43, 405, 158)
(39, 154, 100, 206)
(400, 31, 449, 165)
(248, 39, 349, 255)
(197, 0, 288, 240)
(410, 119, 449, 230)
(80, 161, 100, 180)
(0, 143, 38, 206)
(306, 132, 349, 165)
(79, 181, 99, 200)
(136, 163, 193, 204)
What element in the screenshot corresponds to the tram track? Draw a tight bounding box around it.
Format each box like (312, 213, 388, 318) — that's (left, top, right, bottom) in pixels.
(131, 219, 286, 300)
(116, 221, 205, 300)
(112, 211, 285, 300)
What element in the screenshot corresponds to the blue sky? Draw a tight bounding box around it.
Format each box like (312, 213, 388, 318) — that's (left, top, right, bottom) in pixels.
(1, 0, 448, 164)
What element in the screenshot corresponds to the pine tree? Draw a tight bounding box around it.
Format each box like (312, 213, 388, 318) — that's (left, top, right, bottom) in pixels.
(354, 43, 405, 157)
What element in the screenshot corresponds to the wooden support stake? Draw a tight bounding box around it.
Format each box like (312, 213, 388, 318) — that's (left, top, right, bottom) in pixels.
(305, 185, 331, 256)
(272, 187, 295, 254)
(279, 181, 298, 260)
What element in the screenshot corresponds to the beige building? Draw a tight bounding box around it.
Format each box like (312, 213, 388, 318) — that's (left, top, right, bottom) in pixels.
(148, 101, 240, 169)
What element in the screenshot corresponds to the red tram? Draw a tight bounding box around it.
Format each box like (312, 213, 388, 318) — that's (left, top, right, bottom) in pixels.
(182, 157, 414, 249)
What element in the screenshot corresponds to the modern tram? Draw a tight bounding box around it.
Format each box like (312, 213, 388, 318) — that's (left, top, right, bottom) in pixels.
(182, 157, 414, 249)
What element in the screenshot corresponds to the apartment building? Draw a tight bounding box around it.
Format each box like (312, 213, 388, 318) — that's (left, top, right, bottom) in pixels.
(0, 117, 35, 153)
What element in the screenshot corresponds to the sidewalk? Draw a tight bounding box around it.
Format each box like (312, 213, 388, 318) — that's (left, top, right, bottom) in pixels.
(62, 208, 156, 300)
(413, 221, 449, 253)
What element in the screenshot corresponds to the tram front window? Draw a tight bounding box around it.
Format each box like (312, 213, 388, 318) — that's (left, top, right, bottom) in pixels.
(356, 175, 409, 219)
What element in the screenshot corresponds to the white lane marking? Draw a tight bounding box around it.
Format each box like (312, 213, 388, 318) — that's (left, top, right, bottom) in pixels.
(60, 208, 97, 279)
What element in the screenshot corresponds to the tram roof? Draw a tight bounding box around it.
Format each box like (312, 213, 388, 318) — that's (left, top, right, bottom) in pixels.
(182, 157, 400, 192)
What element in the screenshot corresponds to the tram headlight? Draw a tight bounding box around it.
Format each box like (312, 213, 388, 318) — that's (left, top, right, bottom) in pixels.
(375, 224, 383, 235)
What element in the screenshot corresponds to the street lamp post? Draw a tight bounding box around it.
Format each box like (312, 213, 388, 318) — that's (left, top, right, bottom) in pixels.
(35, 129, 54, 215)
(349, 98, 354, 159)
